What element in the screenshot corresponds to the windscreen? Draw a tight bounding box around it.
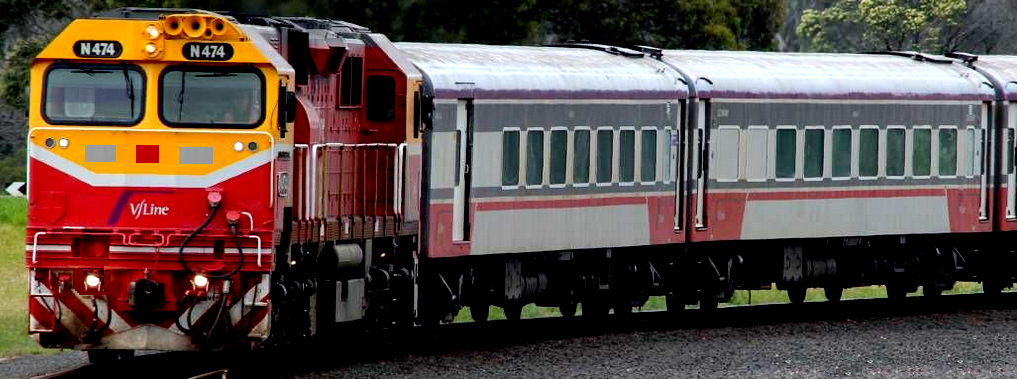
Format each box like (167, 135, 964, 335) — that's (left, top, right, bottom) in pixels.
(161, 67, 264, 127)
(44, 65, 144, 125)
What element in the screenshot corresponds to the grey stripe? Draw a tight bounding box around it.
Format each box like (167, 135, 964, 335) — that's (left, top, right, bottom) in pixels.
(432, 103, 676, 133)
(708, 176, 977, 190)
(712, 102, 978, 128)
(85, 145, 116, 163)
(179, 147, 213, 164)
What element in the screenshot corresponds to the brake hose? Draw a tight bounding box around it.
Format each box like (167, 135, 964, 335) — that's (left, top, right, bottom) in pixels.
(178, 204, 245, 279)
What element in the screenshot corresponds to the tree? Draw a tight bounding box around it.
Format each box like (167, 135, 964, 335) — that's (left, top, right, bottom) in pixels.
(796, 0, 966, 53)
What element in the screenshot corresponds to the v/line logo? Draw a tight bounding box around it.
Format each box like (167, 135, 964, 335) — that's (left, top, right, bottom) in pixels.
(129, 199, 170, 219)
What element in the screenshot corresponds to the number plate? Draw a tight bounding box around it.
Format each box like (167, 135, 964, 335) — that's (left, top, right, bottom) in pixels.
(73, 41, 123, 58)
(182, 42, 234, 61)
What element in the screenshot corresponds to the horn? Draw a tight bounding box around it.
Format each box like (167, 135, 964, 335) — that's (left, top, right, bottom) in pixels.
(183, 15, 207, 39)
(209, 18, 228, 36)
(164, 15, 184, 36)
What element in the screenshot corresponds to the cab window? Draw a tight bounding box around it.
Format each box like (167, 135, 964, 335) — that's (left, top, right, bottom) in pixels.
(160, 66, 264, 127)
(43, 64, 144, 125)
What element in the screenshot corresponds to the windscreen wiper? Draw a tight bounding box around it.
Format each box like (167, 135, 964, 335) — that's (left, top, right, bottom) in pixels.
(176, 70, 187, 122)
(121, 63, 135, 118)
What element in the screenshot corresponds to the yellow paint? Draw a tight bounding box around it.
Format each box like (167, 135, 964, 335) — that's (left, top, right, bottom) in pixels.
(28, 11, 289, 177)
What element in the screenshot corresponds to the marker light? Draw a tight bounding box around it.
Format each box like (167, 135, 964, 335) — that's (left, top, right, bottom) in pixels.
(248, 141, 258, 151)
(193, 274, 209, 289)
(45, 138, 55, 148)
(145, 25, 161, 40)
(233, 141, 244, 152)
(144, 43, 159, 57)
(58, 138, 69, 149)
(85, 273, 101, 289)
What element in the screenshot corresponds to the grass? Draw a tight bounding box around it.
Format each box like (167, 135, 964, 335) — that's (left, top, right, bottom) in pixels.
(0, 197, 49, 357)
(455, 282, 992, 323)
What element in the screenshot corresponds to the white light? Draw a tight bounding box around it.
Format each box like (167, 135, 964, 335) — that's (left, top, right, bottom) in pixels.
(85, 274, 101, 288)
(290, 260, 296, 266)
(144, 43, 158, 56)
(193, 274, 209, 288)
(58, 138, 69, 149)
(233, 141, 244, 152)
(145, 25, 161, 40)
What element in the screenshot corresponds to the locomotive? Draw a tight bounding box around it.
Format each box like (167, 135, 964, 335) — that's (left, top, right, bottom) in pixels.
(23, 8, 1017, 361)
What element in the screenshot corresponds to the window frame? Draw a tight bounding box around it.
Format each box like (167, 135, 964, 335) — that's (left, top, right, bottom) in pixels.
(911, 125, 933, 179)
(885, 125, 907, 179)
(937, 125, 959, 178)
(715, 125, 741, 183)
(524, 127, 545, 189)
(42, 63, 147, 127)
(858, 125, 880, 180)
(774, 125, 798, 182)
(831, 126, 853, 181)
(337, 56, 363, 108)
(549, 126, 569, 188)
(158, 65, 266, 129)
(500, 127, 522, 190)
(573, 126, 592, 188)
(639, 126, 658, 185)
(965, 126, 977, 178)
(595, 127, 614, 187)
(745, 125, 768, 182)
(663, 127, 674, 184)
(803, 126, 825, 182)
(619, 126, 636, 187)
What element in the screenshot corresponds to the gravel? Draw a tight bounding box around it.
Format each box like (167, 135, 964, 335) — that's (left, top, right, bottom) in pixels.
(0, 352, 86, 379)
(279, 308, 1017, 379)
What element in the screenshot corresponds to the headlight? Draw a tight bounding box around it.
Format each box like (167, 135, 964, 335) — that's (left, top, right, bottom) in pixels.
(145, 25, 161, 40)
(85, 273, 101, 289)
(58, 138, 69, 149)
(233, 141, 244, 152)
(193, 274, 209, 289)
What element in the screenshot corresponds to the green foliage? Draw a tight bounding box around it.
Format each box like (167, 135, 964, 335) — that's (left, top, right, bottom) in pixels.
(1, 39, 47, 110)
(797, 0, 967, 53)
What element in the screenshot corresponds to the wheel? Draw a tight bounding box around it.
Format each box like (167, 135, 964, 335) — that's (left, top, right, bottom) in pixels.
(699, 293, 719, 310)
(503, 303, 522, 321)
(983, 280, 1006, 296)
(824, 286, 843, 302)
(559, 301, 577, 318)
(787, 287, 806, 304)
(886, 285, 907, 299)
(923, 285, 942, 297)
(665, 293, 685, 315)
(470, 305, 489, 322)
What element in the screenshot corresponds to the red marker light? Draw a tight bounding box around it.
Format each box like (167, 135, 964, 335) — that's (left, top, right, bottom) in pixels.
(136, 145, 159, 163)
(207, 191, 222, 207)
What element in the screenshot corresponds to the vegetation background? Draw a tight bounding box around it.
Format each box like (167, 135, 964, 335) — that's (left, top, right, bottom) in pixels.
(0, 0, 1010, 355)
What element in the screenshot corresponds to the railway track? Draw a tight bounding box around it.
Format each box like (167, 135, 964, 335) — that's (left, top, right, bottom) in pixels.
(33, 291, 1017, 379)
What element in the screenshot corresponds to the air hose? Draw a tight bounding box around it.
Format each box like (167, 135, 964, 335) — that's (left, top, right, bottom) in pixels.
(178, 203, 245, 280)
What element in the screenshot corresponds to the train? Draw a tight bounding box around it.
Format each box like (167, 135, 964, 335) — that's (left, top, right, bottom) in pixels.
(23, 7, 1017, 362)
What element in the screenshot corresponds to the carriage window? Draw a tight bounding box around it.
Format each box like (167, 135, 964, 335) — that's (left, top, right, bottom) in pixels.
(746, 128, 767, 181)
(641, 130, 656, 182)
(1008, 129, 1015, 175)
(597, 130, 613, 184)
(574, 130, 591, 184)
(366, 75, 395, 122)
(45, 65, 144, 125)
(966, 128, 977, 176)
(939, 129, 957, 177)
(832, 129, 851, 178)
(338, 57, 363, 106)
(776, 129, 796, 179)
(886, 128, 905, 177)
(913, 129, 932, 177)
(620, 130, 635, 183)
(161, 68, 263, 127)
(663, 129, 673, 183)
(550, 130, 567, 185)
(502, 131, 520, 186)
(526, 130, 544, 186)
(859, 129, 878, 177)
(805, 129, 824, 179)
(716, 128, 739, 180)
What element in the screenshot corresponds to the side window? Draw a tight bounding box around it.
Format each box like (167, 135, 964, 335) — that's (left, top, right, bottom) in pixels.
(832, 128, 851, 178)
(746, 127, 768, 181)
(1008, 129, 1015, 174)
(526, 130, 544, 186)
(574, 130, 591, 185)
(550, 130, 567, 185)
(338, 57, 363, 106)
(859, 128, 879, 178)
(619, 129, 635, 183)
(775, 128, 797, 179)
(966, 128, 976, 176)
(804, 128, 824, 179)
(886, 128, 905, 177)
(597, 129, 613, 184)
(365, 75, 395, 122)
(913, 128, 932, 177)
(663, 129, 673, 183)
(502, 130, 520, 186)
(641, 129, 656, 183)
(939, 128, 957, 177)
(716, 127, 739, 180)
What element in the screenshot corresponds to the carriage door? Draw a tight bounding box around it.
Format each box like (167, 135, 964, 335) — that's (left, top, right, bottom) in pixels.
(453, 99, 474, 241)
(1007, 103, 1016, 220)
(673, 101, 687, 231)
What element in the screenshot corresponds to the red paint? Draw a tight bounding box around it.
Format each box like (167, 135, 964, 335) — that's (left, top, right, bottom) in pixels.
(689, 193, 747, 242)
(135, 145, 159, 163)
(746, 188, 948, 201)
